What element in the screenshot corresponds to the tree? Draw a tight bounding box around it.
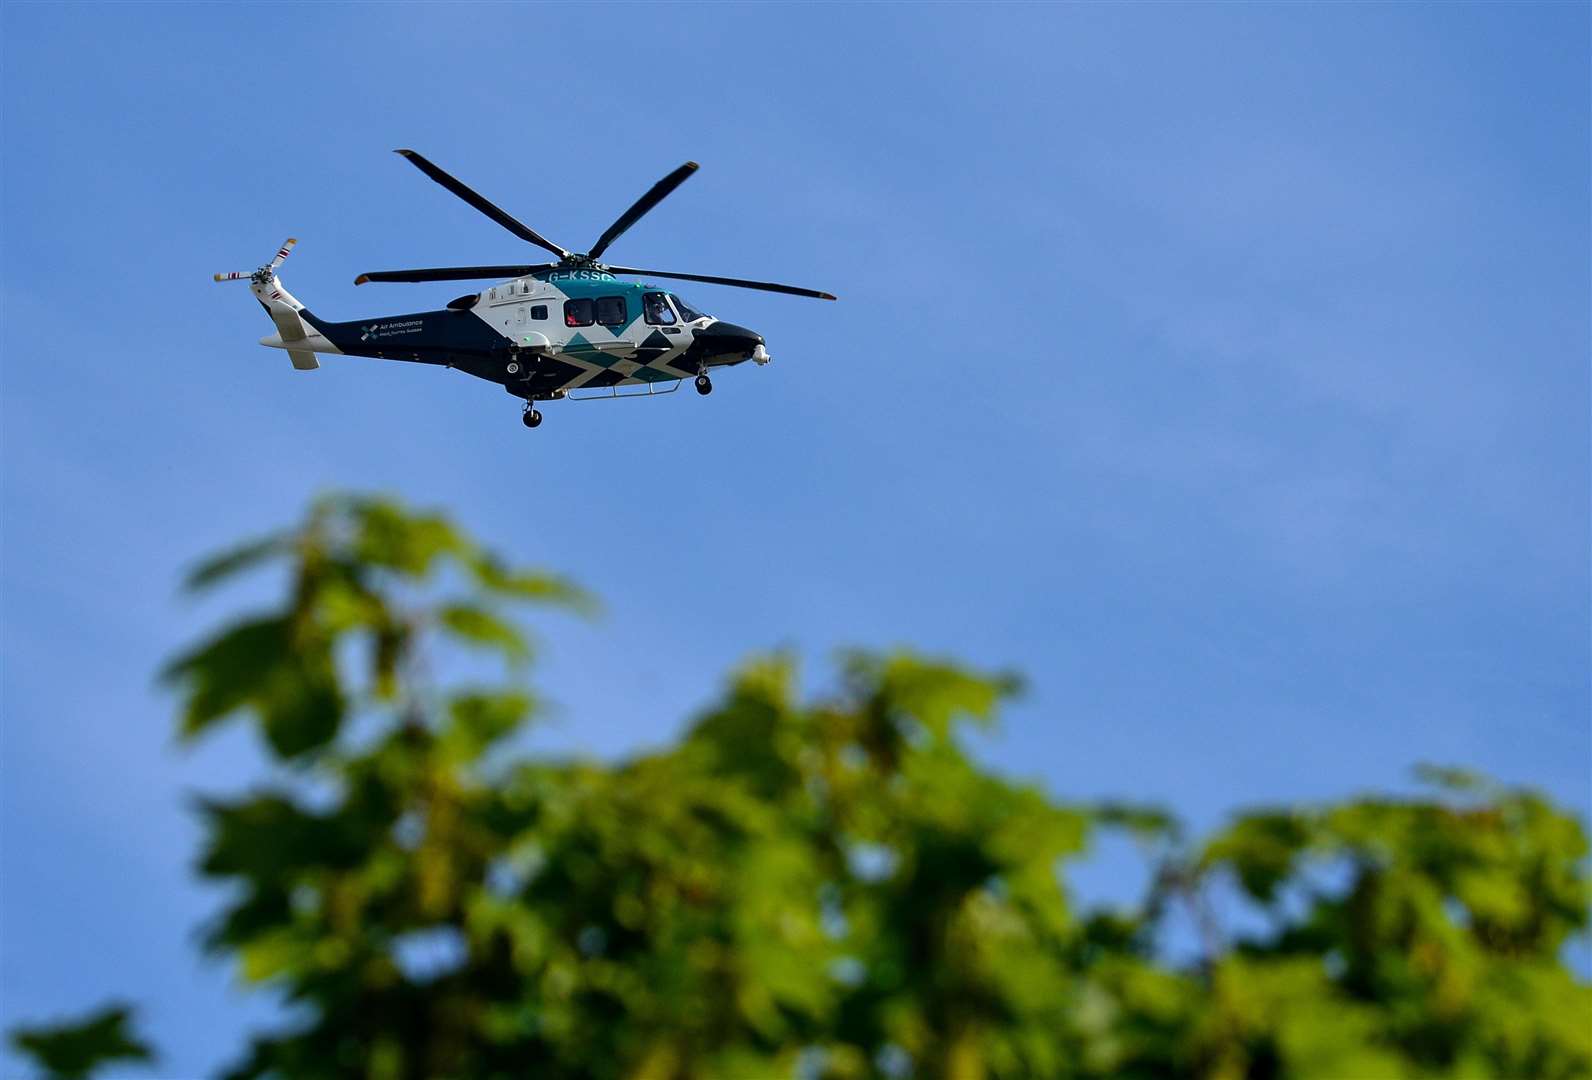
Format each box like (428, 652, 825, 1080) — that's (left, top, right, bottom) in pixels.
(10, 495, 1590, 1079)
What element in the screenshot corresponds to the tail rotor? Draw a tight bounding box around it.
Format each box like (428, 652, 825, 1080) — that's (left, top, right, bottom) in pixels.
(213, 237, 297, 284)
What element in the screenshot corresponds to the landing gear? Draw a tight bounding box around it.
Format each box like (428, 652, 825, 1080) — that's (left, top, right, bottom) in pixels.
(521, 406, 543, 429)
(506, 360, 522, 376)
(694, 374, 713, 396)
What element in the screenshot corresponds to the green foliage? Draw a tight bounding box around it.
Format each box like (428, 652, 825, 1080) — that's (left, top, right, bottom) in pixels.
(10, 494, 1590, 1079)
(162, 494, 589, 756)
(8, 1004, 153, 1079)
(1195, 776, 1592, 1079)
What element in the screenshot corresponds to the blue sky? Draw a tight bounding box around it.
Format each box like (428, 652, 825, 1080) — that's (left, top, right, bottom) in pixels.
(2, 3, 1587, 1074)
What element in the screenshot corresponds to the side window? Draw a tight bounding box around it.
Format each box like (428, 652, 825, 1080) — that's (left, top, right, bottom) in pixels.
(530, 305, 547, 321)
(643, 292, 676, 325)
(595, 295, 627, 327)
(564, 298, 594, 327)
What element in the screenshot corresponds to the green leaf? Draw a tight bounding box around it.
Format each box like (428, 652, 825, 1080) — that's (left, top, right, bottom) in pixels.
(163, 616, 293, 737)
(183, 532, 291, 592)
(195, 793, 374, 884)
(163, 615, 344, 757)
(1201, 811, 1314, 902)
(437, 602, 532, 666)
(350, 498, 468, 577)
(9, 1004, 155, 1079)
(1413, 763, 1493, 794)
(444, 690, 533, 761)
(470, 554, 598, 614)
(1095, 802, 1184, 844)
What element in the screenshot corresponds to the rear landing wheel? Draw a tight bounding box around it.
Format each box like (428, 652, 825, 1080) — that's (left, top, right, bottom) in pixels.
(522, 408, 543, 429)
(694, 374, 713, 396)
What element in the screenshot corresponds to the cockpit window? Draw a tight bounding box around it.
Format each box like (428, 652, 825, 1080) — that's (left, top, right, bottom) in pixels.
(643, 292, 676, 325)
(670, 294, 708, 322)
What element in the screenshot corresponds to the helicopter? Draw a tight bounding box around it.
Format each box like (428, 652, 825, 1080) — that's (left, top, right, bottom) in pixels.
(215, 150, 835, 428)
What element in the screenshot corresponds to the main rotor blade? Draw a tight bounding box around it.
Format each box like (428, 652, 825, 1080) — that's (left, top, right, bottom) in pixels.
(394, 149, 570, 259)
(604, 266, 836, 301)
(354, 264, 554, 285)
(586, 162, 699, 262)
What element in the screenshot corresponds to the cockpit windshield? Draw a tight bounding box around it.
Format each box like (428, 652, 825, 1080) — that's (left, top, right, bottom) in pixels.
(670, 293, 708, 322)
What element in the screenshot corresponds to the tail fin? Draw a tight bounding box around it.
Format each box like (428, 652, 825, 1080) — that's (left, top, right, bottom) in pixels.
(263, 304, 319, 370)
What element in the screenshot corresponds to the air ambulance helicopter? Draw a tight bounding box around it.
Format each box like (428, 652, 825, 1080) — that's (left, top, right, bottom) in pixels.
(215, 150, 835, 428)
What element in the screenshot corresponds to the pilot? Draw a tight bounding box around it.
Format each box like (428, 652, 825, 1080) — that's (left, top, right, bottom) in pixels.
(645, 294, 675, 325)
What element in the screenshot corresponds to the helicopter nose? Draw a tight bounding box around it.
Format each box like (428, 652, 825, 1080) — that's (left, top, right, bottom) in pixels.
(690, 321, 764, 361)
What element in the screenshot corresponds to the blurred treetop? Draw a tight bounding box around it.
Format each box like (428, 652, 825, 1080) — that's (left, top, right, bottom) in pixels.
(11, 495, 1590, 1079)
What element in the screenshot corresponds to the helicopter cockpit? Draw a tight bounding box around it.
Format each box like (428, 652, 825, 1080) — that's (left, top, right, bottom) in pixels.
(644, 291, 711, 326)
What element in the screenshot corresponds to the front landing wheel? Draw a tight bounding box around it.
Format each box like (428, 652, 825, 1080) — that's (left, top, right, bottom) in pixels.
(521, 408, 543, 429)
(694, 374, 713, 396)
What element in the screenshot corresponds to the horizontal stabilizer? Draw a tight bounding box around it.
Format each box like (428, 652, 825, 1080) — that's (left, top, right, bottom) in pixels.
(288, 348, 320, 371)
